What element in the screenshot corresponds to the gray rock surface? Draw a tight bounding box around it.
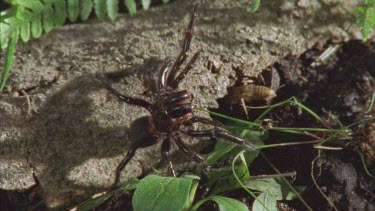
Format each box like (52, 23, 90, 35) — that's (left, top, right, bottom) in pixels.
(0, 0, 364, 207)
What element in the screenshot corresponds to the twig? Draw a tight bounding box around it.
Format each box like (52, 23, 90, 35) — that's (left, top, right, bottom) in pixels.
(20, 89, 31, 115)
(310, 150, 338, 211)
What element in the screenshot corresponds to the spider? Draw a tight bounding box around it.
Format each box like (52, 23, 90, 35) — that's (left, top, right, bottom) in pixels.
(97, 4, 255, 188)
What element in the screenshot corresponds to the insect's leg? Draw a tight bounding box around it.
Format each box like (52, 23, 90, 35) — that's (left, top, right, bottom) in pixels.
(180, 127, 256, 151)
(96, 78, 151, 109)
(173, 133, 205, 162)
(170, 51, 201, 89)
(183, 116, 223, 127)
(161, 137, 176, 177)
(166, 4, 198, 86)
(111, 146, 137, 189)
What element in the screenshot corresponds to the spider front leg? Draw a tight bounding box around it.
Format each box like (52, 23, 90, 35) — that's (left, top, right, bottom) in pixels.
(166, 4, 198, 86)
(172, 133, 205, 162)
(111, 116, 158, 189)
(170, 51, 201, 89)
(161, 137, 176, 177)
(180, 127, 256, 151)
(111, 146, 137, 189)
(96, 77, 151, 109)
(183, 116, 223, 127)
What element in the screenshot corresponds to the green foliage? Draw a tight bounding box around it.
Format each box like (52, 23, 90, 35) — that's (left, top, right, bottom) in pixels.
(247, 0, 261, 13)
(355, 0, 375, 41)
(246, 178, 306, 211)
(0, 0, 169, 92)
(133, 175, 196, 211)
(131, 175, 249, 211)
(75, 177, 139, 211)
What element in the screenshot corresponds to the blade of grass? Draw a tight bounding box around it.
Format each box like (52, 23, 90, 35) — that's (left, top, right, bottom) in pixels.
(231, 150, 269, 211)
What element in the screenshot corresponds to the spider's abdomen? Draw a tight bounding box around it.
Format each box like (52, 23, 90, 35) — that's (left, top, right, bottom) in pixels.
(130, 116, 158, 148)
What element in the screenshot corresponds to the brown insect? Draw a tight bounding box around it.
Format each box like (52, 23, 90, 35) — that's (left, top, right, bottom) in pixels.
(226, 84, 277, 105)
(226, 66, 279, 105)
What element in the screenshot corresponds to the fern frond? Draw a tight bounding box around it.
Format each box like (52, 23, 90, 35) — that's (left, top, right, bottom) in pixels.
(107, 0, 119, 20)
(355, 1, 375, 41)
(68, 0, 80, 22)
(247, 0, 261, 13)
(125, 0, 137, 15)
(141, 0, 151, 10)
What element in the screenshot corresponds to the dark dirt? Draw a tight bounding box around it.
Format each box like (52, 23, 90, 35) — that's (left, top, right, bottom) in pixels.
(214, 39, 375, 210)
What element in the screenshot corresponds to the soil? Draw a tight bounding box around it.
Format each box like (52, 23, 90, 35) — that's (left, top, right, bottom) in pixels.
(0, 0, 373, 210)
(2, 39, 373, 211)
(214, 39, 375, 210)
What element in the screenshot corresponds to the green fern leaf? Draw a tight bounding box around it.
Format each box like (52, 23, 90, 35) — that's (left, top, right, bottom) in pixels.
(31, 12, 42, 38)
(42, 5, 54, 33)
(80, 0, 93, 21)
(247, 0, 261, 13)
(94, 0, 107, 20)
(142, 0, 151, 10)
(355, 4, 375, 41)
(107, 0, 119, 21)
(68, 0, 79, 22)
(125, 0, 137, 15)
(19, 17, 30, 42)
(52, 0, 67, 26)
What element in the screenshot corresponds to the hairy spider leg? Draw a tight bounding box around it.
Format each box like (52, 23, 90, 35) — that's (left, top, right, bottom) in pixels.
(161, 137, 176, 177)
(99, 79, 151, 109)
(180, 127, 256, 151)
(172, 133, 205, 162)
(166, 4, 198, 86)
(111, 146, 137, 189)
(183, 116, 223, 127)
(170, 50, 201, 89)
(153, 59, 173, 94)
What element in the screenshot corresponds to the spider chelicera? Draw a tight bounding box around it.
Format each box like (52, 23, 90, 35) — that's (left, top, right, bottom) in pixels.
(97, 4, 255, 188)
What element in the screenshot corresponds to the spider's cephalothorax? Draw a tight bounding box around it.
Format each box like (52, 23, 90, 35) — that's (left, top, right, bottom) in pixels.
(97, 4, 255, 188)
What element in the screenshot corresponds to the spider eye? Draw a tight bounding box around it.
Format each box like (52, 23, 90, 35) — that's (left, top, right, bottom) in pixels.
(168, 104, 193, 118)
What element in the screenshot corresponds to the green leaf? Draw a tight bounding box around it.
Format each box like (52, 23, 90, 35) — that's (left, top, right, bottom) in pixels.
(107, 0, 119, 21)
(141, 0, 151, 10)
(125, 0, 136, 15)
(206, 196, 248, 211)
(42, 4, 53, 33)
(132, 175, 196, 211)
(19, 16, 30, 42)
(252, 193, 277, 211)
(76, 177, 140, 211)
(207, 124, 263, 164)
(52, 0, 67, 26)
(12, 0, 43, 12)
(94, 0, 107, 20)
(67, 0, 79, 22)
(206, 141, 237, 164)
(247, 0, 261, 13)
(208, 154, 250, 195)
(245, 178, 305, 200)
(30, 12, 42, 38)
(80, 0, 93, 21)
